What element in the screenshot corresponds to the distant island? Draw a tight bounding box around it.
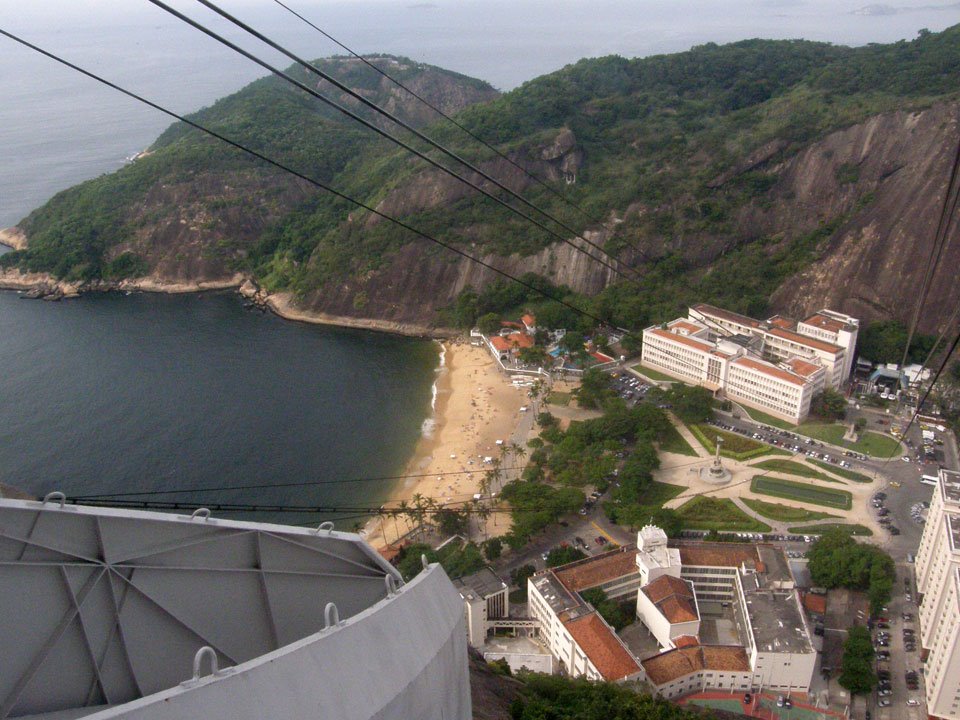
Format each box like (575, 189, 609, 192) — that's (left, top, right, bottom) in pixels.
(2, 29, 960, 338)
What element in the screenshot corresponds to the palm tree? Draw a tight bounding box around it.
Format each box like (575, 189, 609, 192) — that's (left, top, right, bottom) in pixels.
(390, 507, 401, 543)
(397, 500, 411, 539)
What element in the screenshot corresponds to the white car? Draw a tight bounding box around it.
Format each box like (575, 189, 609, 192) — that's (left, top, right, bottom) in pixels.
(906, 699, 921, 707)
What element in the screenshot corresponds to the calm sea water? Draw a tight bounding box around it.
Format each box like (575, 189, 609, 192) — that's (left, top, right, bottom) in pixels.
(0, 1, 955, 516)
(0, 277, 437, 524)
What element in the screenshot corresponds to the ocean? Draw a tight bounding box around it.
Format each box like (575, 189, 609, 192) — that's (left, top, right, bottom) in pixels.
(0, 0, 955, 517)
(0, 278, 438, 525)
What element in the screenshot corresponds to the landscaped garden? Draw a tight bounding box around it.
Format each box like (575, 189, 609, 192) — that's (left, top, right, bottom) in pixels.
(689, 425, 788, 460)
(809, 459, 873, 483)
(751, 458, 843, 483)
(797, 424, 902, 457)
(677, 496, 772, 532)
(750, 476, 853, 510)
(742, 498, 838, 523)
(788, 523, 873, 536)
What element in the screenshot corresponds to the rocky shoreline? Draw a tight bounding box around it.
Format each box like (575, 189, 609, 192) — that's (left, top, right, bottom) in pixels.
(0, 253, 452, 338)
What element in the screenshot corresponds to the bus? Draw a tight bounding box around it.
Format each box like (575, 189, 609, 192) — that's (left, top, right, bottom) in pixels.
(921, 474, 939, 486)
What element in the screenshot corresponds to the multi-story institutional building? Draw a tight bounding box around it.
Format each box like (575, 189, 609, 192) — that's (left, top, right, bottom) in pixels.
(915, 468, 960, 720)
(641, 304, 858, 423)
(453, 567, 510, 647)
(527, 527, 817, 698)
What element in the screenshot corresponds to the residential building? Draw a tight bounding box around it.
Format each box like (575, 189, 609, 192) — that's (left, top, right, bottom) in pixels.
(526, 528, 816, 699)
(915, 468, 960, 720)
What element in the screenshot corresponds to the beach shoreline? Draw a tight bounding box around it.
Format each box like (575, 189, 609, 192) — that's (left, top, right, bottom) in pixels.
(362, 341, 530, 549)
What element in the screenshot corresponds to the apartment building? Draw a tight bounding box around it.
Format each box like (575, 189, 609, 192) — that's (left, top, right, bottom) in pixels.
(915, 469, 960, 720)
(527, 528, 817, 699)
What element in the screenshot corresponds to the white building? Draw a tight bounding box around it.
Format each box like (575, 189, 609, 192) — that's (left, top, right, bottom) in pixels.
(915, 469, 960, 720)
(453, 567, 510, 647)
(526, 528, 816, 699)
(690, 304, 855, 391)
(640, 304, 858, 423)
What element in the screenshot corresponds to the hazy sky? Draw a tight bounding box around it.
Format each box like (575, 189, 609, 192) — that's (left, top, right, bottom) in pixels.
(3, 0, 958, 90)
(0, 0, 957, 225)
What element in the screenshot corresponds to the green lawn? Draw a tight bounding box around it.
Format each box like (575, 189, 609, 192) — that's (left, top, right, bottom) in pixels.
(751, 476, 853, 510)
(546, 391, 572, 406)
(796, 423, 902, 458)
(677, 496, 772, 533)
(742, 498, 838, 523)
(643, 481, 686, 506)
(751, 459, 844, 483)
(631, 364, 677, 383)
(809, 459, 873, 483)
(739, 405, 797, 430)
(787, 523, 873, 536)
(689, 424, 789, 460)
(740, 406, 903, 458)
(659, 423, 698, 456)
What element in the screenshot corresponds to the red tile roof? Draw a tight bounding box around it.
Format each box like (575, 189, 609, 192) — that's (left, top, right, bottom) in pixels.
(642, 575, 698, 624)
(732, 356, 807, 386)
(692, 304, 761, 329)
(803, 592, 827, 615)
(767, 327, 841, 354)
(674, 635, 700, 649)
(644, 575, 693, 603)
(554, 547, 639, 593)
(490, 336, 512, 352)
(785, 358, 823, 378)
(642, 646, 750, 685)
(563, 612, 642, 681)
(670, 320, 705, 335)
(767, 315, 796, 329)
(490, 333, 534, 352)
(521, 314, 536, 327)
(677, 543, 760, 569)
(802, 313, 846, 333)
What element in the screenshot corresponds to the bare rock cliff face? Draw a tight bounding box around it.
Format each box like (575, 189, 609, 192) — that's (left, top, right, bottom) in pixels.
(767, 103, 960, 332)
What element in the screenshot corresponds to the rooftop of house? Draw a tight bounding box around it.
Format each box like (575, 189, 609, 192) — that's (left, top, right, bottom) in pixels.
(641, 645, 750, 685)
(562, 612, 642, 681)
(553, 545, 640, 593)
(521, 314, 536, 327)
(453, 567, 508, 601)
(489, 333, 535, 352)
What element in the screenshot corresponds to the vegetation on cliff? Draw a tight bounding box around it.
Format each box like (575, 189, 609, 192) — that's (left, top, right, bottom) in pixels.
(5, 28, 960, 330)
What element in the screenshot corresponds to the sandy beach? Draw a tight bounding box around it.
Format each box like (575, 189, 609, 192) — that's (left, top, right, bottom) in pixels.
(363, 341, 531, 548)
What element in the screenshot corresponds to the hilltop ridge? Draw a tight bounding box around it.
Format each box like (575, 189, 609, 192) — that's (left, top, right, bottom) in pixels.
(3, 31, 960, 336)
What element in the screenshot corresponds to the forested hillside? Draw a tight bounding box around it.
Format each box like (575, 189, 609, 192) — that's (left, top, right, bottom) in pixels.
(4, 29, 960, 334)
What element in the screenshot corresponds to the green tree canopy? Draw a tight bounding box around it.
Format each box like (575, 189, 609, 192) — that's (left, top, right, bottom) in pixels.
(810, 387, 848, 421)
(839, 625, 877, 695)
